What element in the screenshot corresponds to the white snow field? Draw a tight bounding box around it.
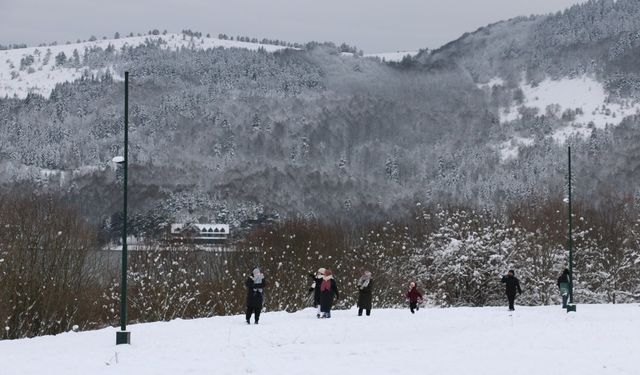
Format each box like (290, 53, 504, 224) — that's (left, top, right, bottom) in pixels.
(2, 304, 638, 375)
(479, 75, 640, 160)
(491, 75, 640, 128)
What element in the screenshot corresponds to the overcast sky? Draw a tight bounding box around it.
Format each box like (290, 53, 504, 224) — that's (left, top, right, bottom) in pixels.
(1, 0, 584, 53)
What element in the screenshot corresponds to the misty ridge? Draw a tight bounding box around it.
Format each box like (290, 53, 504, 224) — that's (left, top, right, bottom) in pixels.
(1, 0, 640, 235)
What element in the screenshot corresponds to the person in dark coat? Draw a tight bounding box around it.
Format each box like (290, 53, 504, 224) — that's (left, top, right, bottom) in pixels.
(557, 268, 571, 308)
(308, 268, 325, 318)
(405, 281, 423, 314)
(501, 270, 522, 311)
(245, 267, 266, 324)
(356, 271, 373, 316)
(319, 269, 339, 318)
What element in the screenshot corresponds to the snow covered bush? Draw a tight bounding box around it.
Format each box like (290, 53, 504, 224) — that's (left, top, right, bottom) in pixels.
(1, 192, 639, 340)
(101, 248, 216, 324)
(419, 209, 510, 306)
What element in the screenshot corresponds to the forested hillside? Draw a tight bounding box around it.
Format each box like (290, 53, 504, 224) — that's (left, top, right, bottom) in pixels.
(1, 0, 640, 234)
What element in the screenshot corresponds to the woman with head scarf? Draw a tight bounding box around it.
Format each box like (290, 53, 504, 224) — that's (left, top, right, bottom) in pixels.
(356, 271, 374, 316)
(308, 268, 326, 318)
(319, 269, 339, 318)
(245, 267, 266, 324)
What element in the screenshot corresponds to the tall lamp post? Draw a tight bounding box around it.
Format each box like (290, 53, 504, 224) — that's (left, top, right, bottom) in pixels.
(567, 146, 576, 312)
(115, 71, 131, 344)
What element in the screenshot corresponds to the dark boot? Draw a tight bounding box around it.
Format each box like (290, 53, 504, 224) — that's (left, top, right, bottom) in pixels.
(507, 294, 515, 311)
(246, 308, 252, 324)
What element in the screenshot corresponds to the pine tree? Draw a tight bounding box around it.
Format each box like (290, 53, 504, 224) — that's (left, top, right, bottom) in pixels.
(55, 52, 67, 66)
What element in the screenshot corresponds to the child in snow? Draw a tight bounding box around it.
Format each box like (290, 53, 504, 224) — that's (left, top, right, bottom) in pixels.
(308, 268, 326, 318)
(245, 267, 266, 324)
(501, 269, 522, 311)
(557, 268, 571, 308)
(319, 269, 339, 318)
(356, 271, 373, 316)
(406, 281, 423, 314)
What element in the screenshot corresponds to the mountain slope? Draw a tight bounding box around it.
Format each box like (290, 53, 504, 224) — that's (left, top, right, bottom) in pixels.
(1, 40, 497, 225)
(3, 2, 640, 227)
(415, 0, 640, 162)
(420, 0, 640, 87)
(0, 33, 289, 99)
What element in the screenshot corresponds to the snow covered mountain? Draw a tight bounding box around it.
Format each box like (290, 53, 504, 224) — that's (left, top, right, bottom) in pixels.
(3, 1, 640, 225)
(420, 0, 640, 160)
(0, 33, 289, 99)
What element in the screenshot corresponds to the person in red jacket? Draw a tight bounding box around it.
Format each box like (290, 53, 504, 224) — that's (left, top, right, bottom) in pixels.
(406, 281, 423, 314)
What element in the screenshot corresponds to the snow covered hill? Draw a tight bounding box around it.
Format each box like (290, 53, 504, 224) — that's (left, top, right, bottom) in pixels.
(478, 75, 640, 161)
(2, 304, 638, 375)
(4, 0, 640, 217)
(0, 33, 289, 99)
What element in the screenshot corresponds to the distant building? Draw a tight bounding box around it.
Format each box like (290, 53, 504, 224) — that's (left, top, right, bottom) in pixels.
(169, 223, 230, 245)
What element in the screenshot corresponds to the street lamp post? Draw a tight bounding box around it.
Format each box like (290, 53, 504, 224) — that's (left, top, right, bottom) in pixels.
(115, 71, 131, 344)
(567, 146, 576, 312)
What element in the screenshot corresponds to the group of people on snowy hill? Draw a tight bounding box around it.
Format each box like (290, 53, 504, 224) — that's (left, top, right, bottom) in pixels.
(244, 266, 573, 323)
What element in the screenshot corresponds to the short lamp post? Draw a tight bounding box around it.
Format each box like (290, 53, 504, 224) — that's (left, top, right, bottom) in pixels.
(115, 71, 131, 344)
(566, 146, 576, 313)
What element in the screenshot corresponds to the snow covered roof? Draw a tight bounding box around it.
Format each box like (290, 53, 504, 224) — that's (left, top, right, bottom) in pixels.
(171, 223, 229, 234)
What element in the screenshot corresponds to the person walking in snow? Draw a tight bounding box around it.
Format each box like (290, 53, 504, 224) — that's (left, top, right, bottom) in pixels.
(557, 268, 571, 308)
(405, 281, 423, 314)
(308, 268, 326, 318)
(319, 269, 339, 318)
(501, 269, 522, 311)
(245, 267, 266, 324)
(356, 271, 374, 316)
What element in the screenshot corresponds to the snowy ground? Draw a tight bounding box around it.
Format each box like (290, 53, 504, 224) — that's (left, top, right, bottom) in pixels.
(2, 304, 638, 375)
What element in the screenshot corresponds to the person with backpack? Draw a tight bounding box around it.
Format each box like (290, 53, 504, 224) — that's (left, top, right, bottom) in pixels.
(405, 281, 423, 314)
(245, 267, 266, 324)
(319, 269, 339, 318)
(501, 269, 522, 311)
(356, 271, 374, 316)
(557, 268, 571, 308)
